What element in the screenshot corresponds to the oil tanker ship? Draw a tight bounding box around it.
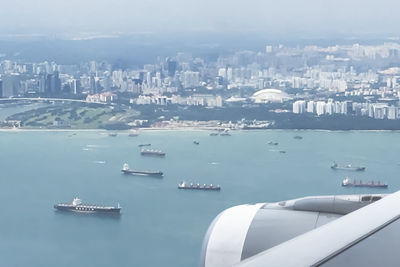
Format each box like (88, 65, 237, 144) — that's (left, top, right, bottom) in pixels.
(54, 198, 121, 214)
(121, 163, 163, 176)
(140, 149, 166, 157)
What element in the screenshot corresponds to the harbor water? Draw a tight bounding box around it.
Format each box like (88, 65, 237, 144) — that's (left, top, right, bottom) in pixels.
(0, 130, 398, 267)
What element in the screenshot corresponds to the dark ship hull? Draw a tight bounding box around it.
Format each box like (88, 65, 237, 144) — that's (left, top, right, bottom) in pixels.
(332, 166, 365, 171)
(342, 184, 388, 188)
(54, 204, 121, 214)
(140, 150, 166, 157)
(121, 169, 163, 176)
(138, 144, 151, 147)
(178, 183, 221, 191)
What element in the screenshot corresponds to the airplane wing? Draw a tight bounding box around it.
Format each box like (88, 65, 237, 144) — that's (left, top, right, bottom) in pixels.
(200, 191, 398, 267)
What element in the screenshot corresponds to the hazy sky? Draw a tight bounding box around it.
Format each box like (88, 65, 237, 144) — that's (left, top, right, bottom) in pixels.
(1, 0, 399, 36)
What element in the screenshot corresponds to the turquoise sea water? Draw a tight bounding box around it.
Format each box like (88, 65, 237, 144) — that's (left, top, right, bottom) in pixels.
(0, 130, 399, 267)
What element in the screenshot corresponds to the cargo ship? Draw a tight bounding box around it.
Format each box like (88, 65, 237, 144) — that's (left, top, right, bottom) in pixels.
(342, 178, 388, 188)
(121, 163, 163, 176)
(140, 149, 166, 157)
(54, 198, 121, 214)
(331, 162, 365, 171)
(178, 181, 221, 191)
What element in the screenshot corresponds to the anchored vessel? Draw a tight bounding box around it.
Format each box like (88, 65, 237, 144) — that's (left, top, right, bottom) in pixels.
(121, 163, 163, 176)
(342, 178, 388, 188)
(141, 149, 166, 157)
(54, 198, 121, 214)
(220, 130, 231, 136)
(138, 143, 151, 147)
(178, 181, 221, 191)
(331, 162, 366, 171)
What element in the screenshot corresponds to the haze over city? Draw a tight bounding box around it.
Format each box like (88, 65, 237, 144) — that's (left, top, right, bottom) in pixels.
(1, 0, 400, 36)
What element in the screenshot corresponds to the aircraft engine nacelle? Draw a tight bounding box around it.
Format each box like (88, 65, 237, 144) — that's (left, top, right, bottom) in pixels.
(200, 194, 385, 267)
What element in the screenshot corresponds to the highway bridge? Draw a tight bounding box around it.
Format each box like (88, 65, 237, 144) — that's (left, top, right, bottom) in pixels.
(0, 97, 107, 105)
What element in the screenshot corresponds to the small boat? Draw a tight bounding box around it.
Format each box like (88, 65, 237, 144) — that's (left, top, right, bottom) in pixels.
(109, 133, 118, 137)
(279, 150, 286, 154)
(178, 181, 220, 191)
(293, 135, 303, 140)
(128, 132, 139, 137)
(220, 130, 231, 136)
(121, 163, 163, 176)
(141, 149, 166, 157)
(193, 140, 200, 145)
(331, 162, 365, 171)
(342, 178, 388, 188)
(268, 141, 279, 145)
(54, 198, 121, 214)
(209, 132, 219, 136)
(138, 143, 151, 147)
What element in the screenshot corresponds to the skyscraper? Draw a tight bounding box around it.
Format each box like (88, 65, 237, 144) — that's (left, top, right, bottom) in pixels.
(2, 74, 20, 97)
(183, 71, 200, 88)
(45, 71, 61, 94)
(167, 60, 177, 77)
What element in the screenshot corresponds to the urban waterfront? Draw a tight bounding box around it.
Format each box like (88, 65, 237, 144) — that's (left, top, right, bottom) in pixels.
(0, 130, 398, 267)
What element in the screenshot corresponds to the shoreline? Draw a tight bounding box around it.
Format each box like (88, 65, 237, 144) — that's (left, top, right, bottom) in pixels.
(1, 127, 400, 133)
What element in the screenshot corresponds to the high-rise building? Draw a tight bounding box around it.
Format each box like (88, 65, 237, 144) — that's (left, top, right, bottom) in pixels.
(307, 101, 315, 113)
(2, 74, 20, 97)
(167, 60, 177, 77)
(183, 71, 200, 88)
(71, 79, 81, 95)
(258, 78, 264, 89)
(326, 101, 334, 115)
(218, 68, 227, 79)
(316, 101, 326, 116)
(227, 68, 233, 82)
(45, 71, 61, 94)
(146, 72, 152, 88)
(39, 74, 46, 93)
(292, 100, 306, 114)
(387, 106, 397, 120)
(89, 74, 96, 93)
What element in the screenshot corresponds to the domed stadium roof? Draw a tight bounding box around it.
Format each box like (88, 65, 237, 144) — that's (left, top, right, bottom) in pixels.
(251, 89, 292, 103)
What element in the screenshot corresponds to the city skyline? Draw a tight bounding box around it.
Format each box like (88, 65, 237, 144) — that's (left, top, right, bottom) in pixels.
(3, 40, 400, 130)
